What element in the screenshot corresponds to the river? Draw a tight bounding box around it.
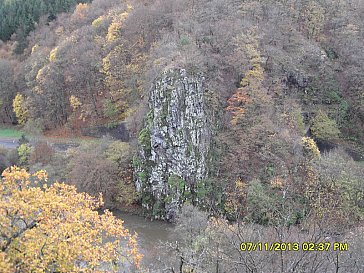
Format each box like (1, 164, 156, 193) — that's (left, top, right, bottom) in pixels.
(112, 211, 175, 270)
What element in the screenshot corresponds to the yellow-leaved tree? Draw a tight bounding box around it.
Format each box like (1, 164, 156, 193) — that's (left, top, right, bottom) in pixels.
(0, 167, 142, 272)
(227, 30, 265, 125)
(12, 94, 28, 125)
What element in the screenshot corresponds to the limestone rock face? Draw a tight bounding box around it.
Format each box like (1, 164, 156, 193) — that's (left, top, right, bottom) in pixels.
(135, 69, 212, 220)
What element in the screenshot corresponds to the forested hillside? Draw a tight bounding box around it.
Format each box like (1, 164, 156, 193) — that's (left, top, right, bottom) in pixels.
(0, 0, 364, 272)
(0, 0, 91, 52)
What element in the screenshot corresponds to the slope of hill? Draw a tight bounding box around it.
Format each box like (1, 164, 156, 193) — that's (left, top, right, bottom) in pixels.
(0, 0, 363, 228)
(0, 0, 92, 53)
(0, 0, 364, 271)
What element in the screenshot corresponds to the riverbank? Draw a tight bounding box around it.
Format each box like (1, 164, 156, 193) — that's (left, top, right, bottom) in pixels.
(112, 210, 174, 269)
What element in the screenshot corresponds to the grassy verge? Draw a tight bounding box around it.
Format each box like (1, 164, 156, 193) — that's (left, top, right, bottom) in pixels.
(0, 127, 24, 138)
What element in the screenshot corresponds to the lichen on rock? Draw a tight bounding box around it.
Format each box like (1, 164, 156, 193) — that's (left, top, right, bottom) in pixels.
(135, 68, 212, 220)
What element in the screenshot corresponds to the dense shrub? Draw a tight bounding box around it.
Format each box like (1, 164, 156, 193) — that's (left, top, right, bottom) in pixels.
(29, 141, 54, 165)
(311, 111, 341, 140)
(104, 141, 137, 206)
(17, 143, 32, 167)
(0, 147, 9, 173)
(67, 153, 119, 207)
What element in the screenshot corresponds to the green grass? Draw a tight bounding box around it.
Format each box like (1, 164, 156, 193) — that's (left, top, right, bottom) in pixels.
(0, 127, 24, 138)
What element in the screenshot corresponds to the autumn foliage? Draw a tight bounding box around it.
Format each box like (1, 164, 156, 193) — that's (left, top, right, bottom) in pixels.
(0, 167, 142, 272)
(227, 32, 264, 125)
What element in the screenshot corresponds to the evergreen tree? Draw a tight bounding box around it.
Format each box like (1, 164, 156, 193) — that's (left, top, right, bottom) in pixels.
(0, 0, 91, 52)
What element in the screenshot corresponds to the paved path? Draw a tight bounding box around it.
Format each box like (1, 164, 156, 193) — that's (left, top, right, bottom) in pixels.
(0, 138, 19, 149)
(0, 137, 81, 152)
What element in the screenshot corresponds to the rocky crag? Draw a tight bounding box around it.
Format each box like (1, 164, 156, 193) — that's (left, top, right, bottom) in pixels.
(134, 69, 214, 220)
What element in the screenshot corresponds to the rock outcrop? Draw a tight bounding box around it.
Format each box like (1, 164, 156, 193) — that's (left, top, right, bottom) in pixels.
(134, 69, 213, 220)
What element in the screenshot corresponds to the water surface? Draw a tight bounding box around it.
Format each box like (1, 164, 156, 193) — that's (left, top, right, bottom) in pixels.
(112, 211, 174, 269)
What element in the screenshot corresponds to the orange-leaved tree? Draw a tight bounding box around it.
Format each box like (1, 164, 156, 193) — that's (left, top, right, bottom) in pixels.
(227, 30, 264, 125)
(0, 167, 142, 272)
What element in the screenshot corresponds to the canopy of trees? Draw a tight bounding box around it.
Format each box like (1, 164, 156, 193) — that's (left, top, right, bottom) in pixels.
(0, 0, 363, 271)
(0, 167, 141, 272)
(0, 0, 362, 142)
(0, 0, 91, 52)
